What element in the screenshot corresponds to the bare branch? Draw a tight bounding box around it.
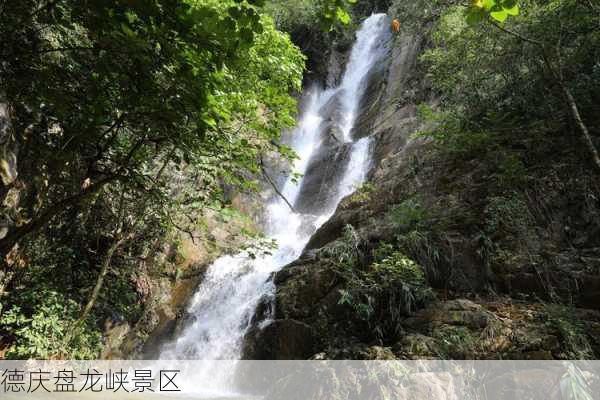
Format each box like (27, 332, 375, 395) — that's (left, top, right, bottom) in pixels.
(260, 155, 296, 213)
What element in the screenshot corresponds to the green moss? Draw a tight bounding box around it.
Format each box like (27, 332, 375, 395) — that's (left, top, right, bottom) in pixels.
(349, 182, 376, 204)
(543, 304, 593, 360)
(432, 325, 478, 358)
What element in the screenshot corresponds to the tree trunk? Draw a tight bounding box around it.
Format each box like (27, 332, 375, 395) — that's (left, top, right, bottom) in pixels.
(558, 81, 600, 173)
(64, 235, 126, 346)
(488, 21, 600, 173)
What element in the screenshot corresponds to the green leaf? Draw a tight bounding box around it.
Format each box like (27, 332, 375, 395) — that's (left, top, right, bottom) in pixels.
(239, 27, 254, 43)
(482, 0, 496, 11)
(228, 6, 242, 19)
(490, 9, 508, 22)
(120, 23, 135, 37)
(502, 0, 518, 8)
(335, 7, 351, 25)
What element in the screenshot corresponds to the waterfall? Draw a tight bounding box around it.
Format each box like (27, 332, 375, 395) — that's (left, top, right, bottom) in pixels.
(339, 14, 391, 142)
(158, 13, 390, 393)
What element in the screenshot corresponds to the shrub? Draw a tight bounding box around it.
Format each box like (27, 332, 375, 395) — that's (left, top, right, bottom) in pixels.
(544, 304, 593, 360)
(320, 224, 364, 268)
(432, 325, 478, 358)
(336, 243, 434, 342)
(349, 182, 376, 204)
(0, 289, 101, 359)
(390, 197, 427, 232)
(484, 192, 533, 239)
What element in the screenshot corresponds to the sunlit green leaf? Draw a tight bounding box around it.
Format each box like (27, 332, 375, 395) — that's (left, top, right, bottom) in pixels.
(490, 9, 508, 22)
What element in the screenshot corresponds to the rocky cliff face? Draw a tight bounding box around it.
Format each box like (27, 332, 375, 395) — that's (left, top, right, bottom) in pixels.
(244, 6, 600, 360)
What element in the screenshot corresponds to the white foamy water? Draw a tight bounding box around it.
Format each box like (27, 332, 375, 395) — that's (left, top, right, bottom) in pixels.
(338, 14, 390, 141)
(158, 13, 390, 396)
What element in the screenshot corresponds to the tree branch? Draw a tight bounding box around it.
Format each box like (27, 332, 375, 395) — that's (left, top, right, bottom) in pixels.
(63, 234, 127, 347)
(260, 155, 296, 213)
(488, 19, 543, 47)
(0, 174, 120, 256)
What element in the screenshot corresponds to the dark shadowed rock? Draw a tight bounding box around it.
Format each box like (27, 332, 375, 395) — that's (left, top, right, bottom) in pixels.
(580, 274, 600, 310)
(243, 319, 316, 359)
(274, 259, 339, 320)
(351, 61, 390, 140)
(294, 143, 353, 214)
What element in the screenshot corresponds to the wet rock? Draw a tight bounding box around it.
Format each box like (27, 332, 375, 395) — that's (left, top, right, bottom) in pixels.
(305, 207, 365, 250)
(294, 143, 353, 214)
(274, 260, 339, 319)
(248, 292, 275, 329)
(326, 48, 348, 88)
(101, 323, 131, 359)
(318, 90, 346, 144)
(351, 61, 390, 140)
(243, 319, 316, 359)
(579, 274, 600, 310)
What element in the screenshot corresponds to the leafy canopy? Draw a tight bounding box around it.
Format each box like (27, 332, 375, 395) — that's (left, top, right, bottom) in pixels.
(0, 0, 305, 358)
(468, 0, 521, 24)
(0, 0, 305, 252)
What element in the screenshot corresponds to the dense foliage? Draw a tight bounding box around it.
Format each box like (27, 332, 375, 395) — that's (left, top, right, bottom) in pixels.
(266, 0, 358, 29)
(300, 0, 600, 356)
(2, 0, 599, 360)
(0, 0, 304, 358)
(419, 0, 600, 169)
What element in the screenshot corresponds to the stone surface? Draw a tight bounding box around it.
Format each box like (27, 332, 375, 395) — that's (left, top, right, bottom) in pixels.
(294, 143, 353, 214)
(245, 19, 600, 359)
(243, 319, 316, 360)
(101, 323, 131, 359)
(274, 259, 340, 320)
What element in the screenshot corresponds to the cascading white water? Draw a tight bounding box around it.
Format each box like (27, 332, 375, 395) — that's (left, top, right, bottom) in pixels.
(158, 13, 389, 395)
(338, 14, 390, 142)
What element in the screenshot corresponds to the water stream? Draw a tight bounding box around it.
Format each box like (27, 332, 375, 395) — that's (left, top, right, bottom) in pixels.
(158, 13, 390, 394)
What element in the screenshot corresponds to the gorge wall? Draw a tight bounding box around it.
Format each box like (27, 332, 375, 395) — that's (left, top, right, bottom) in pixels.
(243, 2, 600, 360)
(117, 0, 600, 362)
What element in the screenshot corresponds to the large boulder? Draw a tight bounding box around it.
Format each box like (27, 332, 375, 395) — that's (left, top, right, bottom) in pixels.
(274, 257, 340, 320)
(243, 319, 316, 359)
(294, 143, 353, 214)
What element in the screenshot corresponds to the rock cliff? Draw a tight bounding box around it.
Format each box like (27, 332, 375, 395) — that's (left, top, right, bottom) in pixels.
(243, 3, 600, 360)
